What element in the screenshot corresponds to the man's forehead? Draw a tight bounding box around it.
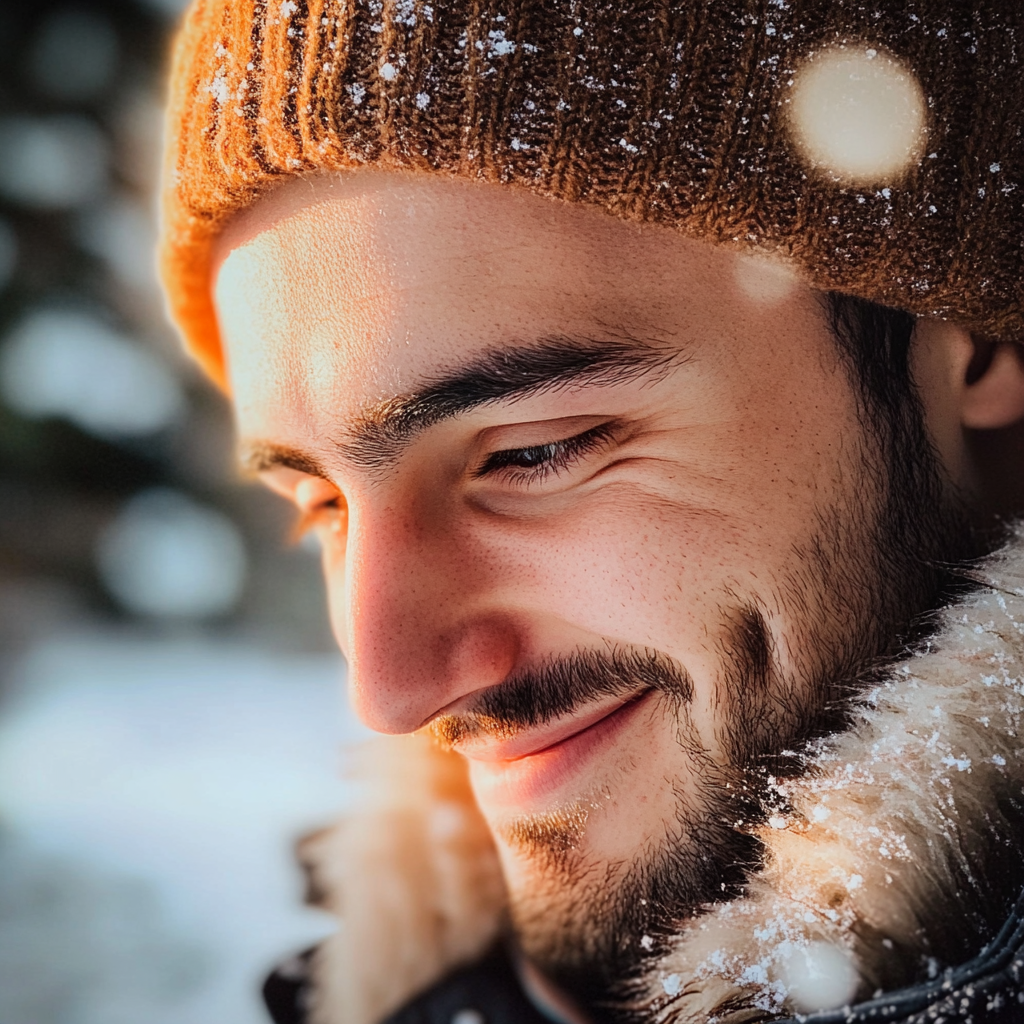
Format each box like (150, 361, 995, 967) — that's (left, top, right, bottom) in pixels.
(216, 169, 662, 269)
(214, 170, 805, 452)
(213, 170, 766, 342)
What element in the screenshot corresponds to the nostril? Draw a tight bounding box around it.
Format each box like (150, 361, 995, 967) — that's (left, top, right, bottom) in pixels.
(340, 618, 520, 736)
(345, 665, 426, 735)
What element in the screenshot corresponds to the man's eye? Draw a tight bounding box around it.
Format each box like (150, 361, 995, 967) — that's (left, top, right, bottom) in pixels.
(292, 497, 345, 541)
(475, 424, 615, 483)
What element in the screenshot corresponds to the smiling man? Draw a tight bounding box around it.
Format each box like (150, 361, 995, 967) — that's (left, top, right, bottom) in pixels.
(161, 3, 1024, 1024)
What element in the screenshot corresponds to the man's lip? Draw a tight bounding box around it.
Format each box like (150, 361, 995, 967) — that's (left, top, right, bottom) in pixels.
(453, 689, 651, 763)
(467, 689, 658, 810)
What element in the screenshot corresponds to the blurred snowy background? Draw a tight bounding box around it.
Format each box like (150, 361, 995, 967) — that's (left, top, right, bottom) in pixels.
(0, 1, 364, 1021)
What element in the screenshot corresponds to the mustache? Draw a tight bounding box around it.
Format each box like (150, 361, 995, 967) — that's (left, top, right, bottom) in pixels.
(429, 646, 693, 749)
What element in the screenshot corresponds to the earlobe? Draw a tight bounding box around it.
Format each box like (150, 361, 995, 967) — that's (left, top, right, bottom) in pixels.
(961, 340, 1024, 430)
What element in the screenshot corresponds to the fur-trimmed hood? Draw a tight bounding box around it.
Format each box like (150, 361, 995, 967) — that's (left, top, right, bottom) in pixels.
(299, 526, 1024, 1024)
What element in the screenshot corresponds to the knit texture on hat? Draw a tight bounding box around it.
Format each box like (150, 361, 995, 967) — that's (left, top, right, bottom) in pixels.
(161, 0, 1024, 387)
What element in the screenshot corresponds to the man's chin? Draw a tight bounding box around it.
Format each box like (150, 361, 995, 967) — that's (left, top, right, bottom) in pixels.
(496, 803, 593, 868)
(494, 795, 763, 1018)
(504, 857, 636, 1013)
(503, 849, 678, 1023)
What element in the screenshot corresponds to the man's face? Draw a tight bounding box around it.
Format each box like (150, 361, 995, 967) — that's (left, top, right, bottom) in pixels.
(214, 172, 965, 999)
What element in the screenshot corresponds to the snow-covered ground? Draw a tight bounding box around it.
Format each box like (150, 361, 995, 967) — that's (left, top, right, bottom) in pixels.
(0, 629, 369, 1024)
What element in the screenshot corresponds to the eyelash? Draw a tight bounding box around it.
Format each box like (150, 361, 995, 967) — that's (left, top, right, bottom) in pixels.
(291, 496, 344, 541)
(475, 423, 616, 484)
(291, 424, 615, 536)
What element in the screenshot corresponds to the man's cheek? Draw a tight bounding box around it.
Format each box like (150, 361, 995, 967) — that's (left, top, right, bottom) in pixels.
(497, 514, 727, 657)
(570, 728, 705, 851)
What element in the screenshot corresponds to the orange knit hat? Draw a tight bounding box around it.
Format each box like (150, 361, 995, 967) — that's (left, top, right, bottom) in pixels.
(161, 0, 1024, 388)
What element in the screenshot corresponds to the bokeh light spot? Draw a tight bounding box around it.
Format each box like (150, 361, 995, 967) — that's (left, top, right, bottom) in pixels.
(28, 9, 119, 103)
(76, 197, 159, 292)
(779, 940, 859, 1013)
(96, 489, 248, 620)
(733, 251, 800, 304)
(788, 45, 927, 185)
(0, 116, 108, 209)
(0, 308, 184, 440)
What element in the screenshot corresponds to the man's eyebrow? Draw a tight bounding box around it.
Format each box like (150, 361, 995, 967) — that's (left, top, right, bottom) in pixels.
(239, 441, 331, 479)
(341, 336, 681, 470)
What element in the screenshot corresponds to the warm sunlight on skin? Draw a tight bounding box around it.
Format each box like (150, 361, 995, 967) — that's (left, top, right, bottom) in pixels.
(212, 171, 981, 986)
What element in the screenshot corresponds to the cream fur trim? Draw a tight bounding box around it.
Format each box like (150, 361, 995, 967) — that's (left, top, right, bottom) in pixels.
(302, 527, 1024, 1024)
(301, 734, 504, 1024)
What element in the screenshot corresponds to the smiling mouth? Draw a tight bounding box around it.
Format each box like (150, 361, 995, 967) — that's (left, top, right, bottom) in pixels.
(457, 688, 656, 809)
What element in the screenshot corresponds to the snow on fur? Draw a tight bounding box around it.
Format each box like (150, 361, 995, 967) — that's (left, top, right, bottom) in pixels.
(302, 527, 1024, 1024)
(636, 527, 1024, 1022)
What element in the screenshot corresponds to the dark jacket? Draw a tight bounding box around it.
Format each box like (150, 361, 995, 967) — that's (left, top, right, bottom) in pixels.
(264, 892, 1024, 1024)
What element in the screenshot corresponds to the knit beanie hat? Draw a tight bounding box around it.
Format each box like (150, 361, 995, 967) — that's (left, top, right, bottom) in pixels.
(161, 0, 1024, 389)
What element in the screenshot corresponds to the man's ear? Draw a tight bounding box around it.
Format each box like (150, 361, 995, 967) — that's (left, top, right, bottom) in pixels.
(960, 336, 1024, 430)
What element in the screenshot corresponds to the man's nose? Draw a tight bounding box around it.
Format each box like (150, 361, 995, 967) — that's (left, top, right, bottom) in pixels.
(333, 494, 520, 734)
